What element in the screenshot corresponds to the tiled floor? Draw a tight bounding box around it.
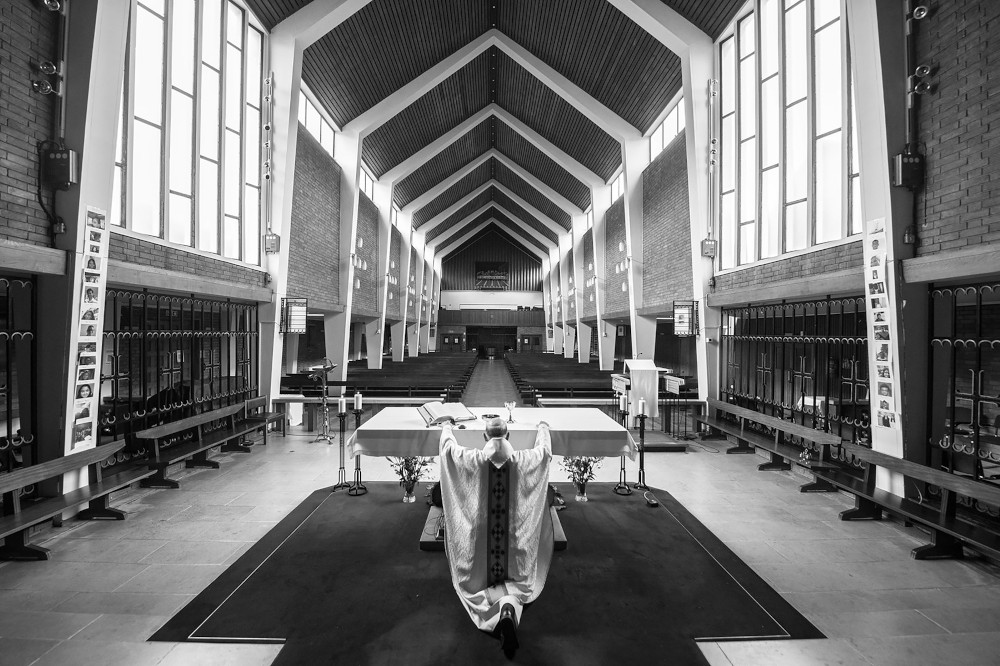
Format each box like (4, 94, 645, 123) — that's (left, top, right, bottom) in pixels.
(2, 361, 1000, 665)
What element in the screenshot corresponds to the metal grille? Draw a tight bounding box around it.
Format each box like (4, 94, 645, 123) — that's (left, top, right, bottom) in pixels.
(721, 297, 871, 449)
(929, 282, 1000, 506)
(0, 277, 36, 477)
(98, 290, 259, 449)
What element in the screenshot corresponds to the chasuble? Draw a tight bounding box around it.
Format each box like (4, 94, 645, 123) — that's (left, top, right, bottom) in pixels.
(438, 421, 553, 631)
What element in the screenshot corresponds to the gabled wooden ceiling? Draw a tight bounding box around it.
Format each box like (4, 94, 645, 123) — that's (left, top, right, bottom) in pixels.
(423, 186, 559, 249)
(243, 0, 747, 252)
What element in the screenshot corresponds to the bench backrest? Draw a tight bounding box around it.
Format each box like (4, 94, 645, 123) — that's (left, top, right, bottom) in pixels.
(707, 397, 842, 447)
(841, 441, 1000, 507)
(245, 395, 267, 413)
(133, 402, 245, 441)
(0, 440, 126, 494)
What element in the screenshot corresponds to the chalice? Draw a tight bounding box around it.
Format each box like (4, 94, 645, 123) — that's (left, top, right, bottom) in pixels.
(505, 401, 516, 423)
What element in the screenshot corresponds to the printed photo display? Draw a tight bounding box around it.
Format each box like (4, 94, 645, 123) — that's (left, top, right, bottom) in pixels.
(71, 207, 109, 448)
(865, 217, 898, 431)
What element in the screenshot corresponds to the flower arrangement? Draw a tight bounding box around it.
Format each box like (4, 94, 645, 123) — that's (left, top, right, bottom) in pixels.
(560, 456, 603, 486)
(386, 456, 432, 490)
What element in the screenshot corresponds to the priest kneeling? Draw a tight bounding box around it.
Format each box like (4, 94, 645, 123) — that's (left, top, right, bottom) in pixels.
(438, 417, 553, 656)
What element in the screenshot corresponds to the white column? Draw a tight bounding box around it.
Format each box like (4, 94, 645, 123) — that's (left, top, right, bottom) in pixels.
(325, 131, 362, 380)
(847, 0, 920, 494)
(590, 186, 612, 368)
(622, 138, 656, 361)
(284, 333, 300, 374)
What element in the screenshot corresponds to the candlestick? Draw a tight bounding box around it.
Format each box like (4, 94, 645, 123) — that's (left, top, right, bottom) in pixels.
(619, 394, 626, 412)
(639, 397, 646, 415)
(338, 396, 347, 414)
(354, 391, 363, 410)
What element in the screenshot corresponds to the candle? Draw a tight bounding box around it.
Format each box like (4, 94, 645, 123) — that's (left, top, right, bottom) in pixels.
(354, 392, 363, 411)
(619, 394, 627, 412)
(338, 396, 347, 414)
(639, 397, 646, 415)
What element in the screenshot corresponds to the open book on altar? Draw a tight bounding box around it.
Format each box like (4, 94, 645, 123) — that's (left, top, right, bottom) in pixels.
(417, 401, 478, 426)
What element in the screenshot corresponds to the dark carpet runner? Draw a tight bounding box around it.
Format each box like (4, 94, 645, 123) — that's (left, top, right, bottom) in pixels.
(151, 482, 822, 665)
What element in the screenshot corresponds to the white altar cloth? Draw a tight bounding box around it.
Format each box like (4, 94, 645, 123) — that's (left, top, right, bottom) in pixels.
(347, 407, 636, 460)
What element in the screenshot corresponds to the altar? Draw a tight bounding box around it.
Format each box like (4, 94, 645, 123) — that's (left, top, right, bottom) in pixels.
(347, 406, 637, 459)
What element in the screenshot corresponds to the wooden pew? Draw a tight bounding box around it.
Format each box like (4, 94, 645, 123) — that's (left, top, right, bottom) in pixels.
(695, 397, 845, 492)
(0, 441, 154, 560)
(822, 441, 1000, 560)
(244, 395, 285, 444)
(133, 402, 264, 489)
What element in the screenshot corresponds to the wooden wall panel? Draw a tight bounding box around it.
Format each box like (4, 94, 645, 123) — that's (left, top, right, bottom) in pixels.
(442, 228, 542, 291)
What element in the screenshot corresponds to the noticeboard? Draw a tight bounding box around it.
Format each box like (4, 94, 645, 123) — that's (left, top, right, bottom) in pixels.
(673, 300, 698, 337)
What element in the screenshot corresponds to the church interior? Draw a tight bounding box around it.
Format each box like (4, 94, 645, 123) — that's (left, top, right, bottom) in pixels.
(2, 0, 1000, 663)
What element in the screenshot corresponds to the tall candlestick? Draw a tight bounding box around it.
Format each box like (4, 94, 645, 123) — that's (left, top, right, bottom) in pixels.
(338, 396, 347, 414)
(354, 392, 363, 410)
(639, 397, 646, 415)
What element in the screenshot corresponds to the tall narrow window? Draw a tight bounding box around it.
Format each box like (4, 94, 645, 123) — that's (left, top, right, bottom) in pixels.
(116, 0, 266, 266)
(718, 0, 859, 269)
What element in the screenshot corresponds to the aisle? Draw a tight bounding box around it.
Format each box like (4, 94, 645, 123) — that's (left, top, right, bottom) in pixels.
(461, 357, 521, 407)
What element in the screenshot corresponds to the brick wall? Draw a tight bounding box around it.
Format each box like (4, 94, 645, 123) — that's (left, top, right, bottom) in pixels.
(581, 229, 596, 318)
(287, 126, 341, 311)
(642, 132, 692, 309)
(604, 198, 628, 314)
(713, 240, 864, 292)
(386, 226, 401, 318)
(915, 3, 1000, 256)
(353, 193, 378, 317)
(108, 234, 267, 286)
(0, 2, 59, 246)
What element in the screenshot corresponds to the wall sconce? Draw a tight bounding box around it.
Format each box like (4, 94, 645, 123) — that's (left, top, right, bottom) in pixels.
(911, 4, 930, 20)
(263, 231, 280, 254)
(621, 282, 628, 292)
(42, 0, 62, 10)
(31, 79, 60, 95)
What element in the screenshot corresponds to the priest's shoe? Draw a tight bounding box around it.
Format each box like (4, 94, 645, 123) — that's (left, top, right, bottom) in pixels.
(497, 603, 519, 656)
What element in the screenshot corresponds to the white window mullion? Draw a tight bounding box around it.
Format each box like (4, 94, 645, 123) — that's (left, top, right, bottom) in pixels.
(840, 2, 851, 239)
(161, 0, 174, 242)
(805, 0, 816, 248)
(123, 0, 139, 231)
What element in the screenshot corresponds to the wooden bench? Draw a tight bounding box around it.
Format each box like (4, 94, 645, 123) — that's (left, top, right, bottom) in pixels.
(819, 441, 1000, 560)
(695, 398, 845, 492)
(244, 395, 285, 444)
(133, 402, 264, 489)
(1, 441, 155, 560)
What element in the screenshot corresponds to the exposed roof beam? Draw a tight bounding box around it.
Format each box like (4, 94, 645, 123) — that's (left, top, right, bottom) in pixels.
(271, 0, 373, 47)
(492, 107, 604, 188)
(490, 183, 564, 237)
(493, 31, 641, 141)
(342, 31, 496, 136)
(401, 151, 494, 215)
(417, 182, 494, 235)
(379, 106, 494, 184)
(420, 202, 494, 247)
(402, 148, 581, 220)
(435, 217, 553, 262)
(492, 151, 584, 216)
(606, 0, 711, 55)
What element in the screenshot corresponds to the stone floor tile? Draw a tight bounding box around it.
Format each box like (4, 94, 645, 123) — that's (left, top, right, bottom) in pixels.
(0, 637, 59, 666)
(53, 590, 193, 616)
(810, 609, 947, 638)
(30, 638, 175, 666)
(0, 609, 99, 640)
(718, 638, 872, 665)
(157, 642, 284, 666)
(848, 632, 1000, 666)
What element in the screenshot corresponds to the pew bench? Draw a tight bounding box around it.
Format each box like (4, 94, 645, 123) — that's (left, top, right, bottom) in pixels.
(244, 395, 285, 444)
(695, 397, 845, 492)
(0, 441, 154, 560)
(822, 441, 1000, 560)
(133, 402, 263, 489)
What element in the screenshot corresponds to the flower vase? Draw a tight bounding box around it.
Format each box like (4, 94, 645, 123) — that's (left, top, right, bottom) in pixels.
(403, 481, 416, 503)
(575, 481, 588, 502)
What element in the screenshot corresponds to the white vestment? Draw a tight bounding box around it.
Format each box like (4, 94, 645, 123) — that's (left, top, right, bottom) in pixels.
(438, 423, 553, 631)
